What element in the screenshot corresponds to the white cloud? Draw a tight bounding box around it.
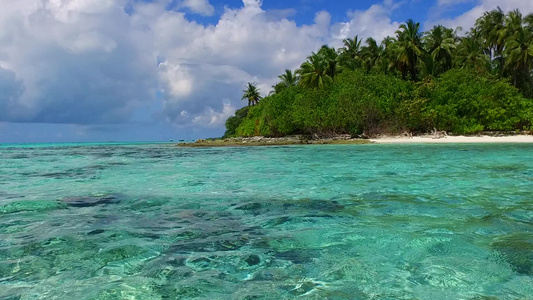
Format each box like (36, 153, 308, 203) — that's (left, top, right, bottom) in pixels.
(242, 0, 262, 8)
(192, 102, 237, 127)
(45, 0, 115, 22)
(66, 31, 117, 53)
(179, 0, 215, 16)
(159, 62, 194, 99)
(148, 0, 333, 125)
(0, 0, 158, 124)
(330, 1, 401, 45)
(430, 0, 533, 31)
(0, 0, 401, 135)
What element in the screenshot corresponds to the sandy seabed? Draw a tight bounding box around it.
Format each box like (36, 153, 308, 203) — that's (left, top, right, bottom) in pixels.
(371, 135, 533, 144)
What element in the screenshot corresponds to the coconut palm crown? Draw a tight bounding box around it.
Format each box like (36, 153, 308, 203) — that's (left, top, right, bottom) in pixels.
(241, 82, 262, 106)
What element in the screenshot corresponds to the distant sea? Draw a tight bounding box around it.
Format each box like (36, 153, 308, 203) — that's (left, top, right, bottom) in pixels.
(1, 143, 532, 299)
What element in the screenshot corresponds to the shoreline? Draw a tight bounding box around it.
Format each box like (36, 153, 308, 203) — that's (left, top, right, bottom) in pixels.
(177, 136, 371, 147)
(371, 134, 533, 144)
(178, 134, 533, 147)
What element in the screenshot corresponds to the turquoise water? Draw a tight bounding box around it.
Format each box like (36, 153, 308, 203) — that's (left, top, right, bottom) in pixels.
(0, 143, 532, 299)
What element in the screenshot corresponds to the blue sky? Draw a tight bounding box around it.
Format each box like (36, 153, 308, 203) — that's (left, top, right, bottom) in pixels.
(173, 0, 479, 28)
(0, 0, 531, 143)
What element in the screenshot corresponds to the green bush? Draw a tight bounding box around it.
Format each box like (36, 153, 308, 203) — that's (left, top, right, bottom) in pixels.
(257, 87, 301, 136)
(412, 69, 533, 134)
(235, 105, 265, 137)
(223, 106, 250, 138)
(225, 68, 532, 137)
(328, 70, 411, 135)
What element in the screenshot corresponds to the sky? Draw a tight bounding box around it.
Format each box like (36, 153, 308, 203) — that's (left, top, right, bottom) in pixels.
(1, 0, 532, 143)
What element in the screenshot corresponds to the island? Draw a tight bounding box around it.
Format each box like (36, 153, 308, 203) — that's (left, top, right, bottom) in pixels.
(179, 8, 533, 147)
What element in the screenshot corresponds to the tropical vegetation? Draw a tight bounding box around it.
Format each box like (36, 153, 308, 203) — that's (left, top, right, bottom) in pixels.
(224, 8, 533, 138)
(241, 83, 262, 106)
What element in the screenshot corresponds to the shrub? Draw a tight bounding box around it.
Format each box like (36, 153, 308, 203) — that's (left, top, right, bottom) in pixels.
(225, 68, 533, 137)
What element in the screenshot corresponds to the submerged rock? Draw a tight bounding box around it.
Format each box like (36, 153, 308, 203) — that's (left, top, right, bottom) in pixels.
(245, 254, 261, 266)
(87, 229, 105, 235)
(62, 194, 123, 208)
(492, 233, 533, 275)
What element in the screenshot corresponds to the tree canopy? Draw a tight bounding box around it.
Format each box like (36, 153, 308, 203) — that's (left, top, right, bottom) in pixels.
(224, 8, 533, 138)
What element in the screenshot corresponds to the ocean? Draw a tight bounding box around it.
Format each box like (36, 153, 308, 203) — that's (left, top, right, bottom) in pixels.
(0, 143, 532, 299)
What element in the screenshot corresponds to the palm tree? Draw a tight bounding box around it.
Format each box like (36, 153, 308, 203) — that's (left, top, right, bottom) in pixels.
(504, 9, 524, 37)
(279, 69, 298, 86)
(504, 26, 533, 91)
(424, 25, 458, 75)
(382, 37, 398, 74)
(395, 19, 424, 80)
(242, 82, 262, 106)
(525, 13, 533, 31)
(337, 36, 362, 71)
(455, 31, 490, 72)
(297, 54, 333, 88)
(297, 46, 338, 88)
(272, 69, 299, 94)
(475, 8, 505, 72)
(361, 37, 385, 73)
(318, 45, 339, 78)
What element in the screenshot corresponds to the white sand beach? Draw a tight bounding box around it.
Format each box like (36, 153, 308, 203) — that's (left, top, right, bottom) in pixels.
(371, 135, 533, 144)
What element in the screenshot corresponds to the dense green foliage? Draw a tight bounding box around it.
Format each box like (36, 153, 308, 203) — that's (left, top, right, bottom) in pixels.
(226, 8, 533, 137)
(229, 70, 532, 137)
(223, 107, 250, 138)
(402, 69, 533, 134)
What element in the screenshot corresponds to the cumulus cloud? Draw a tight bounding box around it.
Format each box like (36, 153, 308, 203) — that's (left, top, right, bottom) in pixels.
(430, 0, 533, 31)
(192, 102, 236, 127)
(147, 0, 332, 125)
(178, 0, 215, 16)
(330, 0, 401, 45)
(0, 0, 401, 137)
(0, 0, 158, 124)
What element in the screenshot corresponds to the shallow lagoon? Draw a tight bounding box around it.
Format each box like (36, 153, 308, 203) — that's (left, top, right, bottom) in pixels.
(0, 143, 532, 299)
